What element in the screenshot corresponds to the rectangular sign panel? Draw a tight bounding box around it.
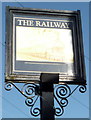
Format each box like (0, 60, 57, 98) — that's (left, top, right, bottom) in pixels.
(5, 7, 86, 84)
(13, 16, 74, 75)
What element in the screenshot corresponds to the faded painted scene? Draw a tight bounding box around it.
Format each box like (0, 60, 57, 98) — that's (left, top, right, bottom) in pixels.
(16, 26, 74, 63)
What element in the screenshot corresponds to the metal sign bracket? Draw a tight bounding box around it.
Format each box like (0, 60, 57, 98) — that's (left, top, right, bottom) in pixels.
(5, 80, 86, 118)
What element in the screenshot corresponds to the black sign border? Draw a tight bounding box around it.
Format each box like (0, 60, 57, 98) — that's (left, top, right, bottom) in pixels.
(5, 6, 86, 85)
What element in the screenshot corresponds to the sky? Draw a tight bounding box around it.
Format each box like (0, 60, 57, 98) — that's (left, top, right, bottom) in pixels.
(0, 1, 89, 119)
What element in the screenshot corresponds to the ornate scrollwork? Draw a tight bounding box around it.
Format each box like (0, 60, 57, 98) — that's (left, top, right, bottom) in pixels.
(21, 83, 37, 98)
(60, 98, 68, 107)
(5, 82, 40, 117)
(25, 98, 34, 106)
(25, 96, 40, 117)
(54, 84, 87, 116)
(5, 82, 86, 117)
(79, 85, 87, 93)
(5, 82, 13, 91)
(31, 107, 40, 117)
(55, 107, 64, 116)
(55, 84, 71, 98)
(4, 82, 38, 98)
(54, 84, 70, 116)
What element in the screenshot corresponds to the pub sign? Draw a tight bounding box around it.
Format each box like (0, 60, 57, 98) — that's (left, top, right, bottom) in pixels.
(5, 6, 86, 84)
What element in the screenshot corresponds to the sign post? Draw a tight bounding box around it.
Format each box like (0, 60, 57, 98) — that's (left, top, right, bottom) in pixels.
(40, 73, 59, 120)
(5, 6, 86, 119)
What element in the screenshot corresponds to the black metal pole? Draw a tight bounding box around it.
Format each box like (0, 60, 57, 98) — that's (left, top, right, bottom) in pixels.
(40, 73, 59, 120)
(40, 82, 54, 120)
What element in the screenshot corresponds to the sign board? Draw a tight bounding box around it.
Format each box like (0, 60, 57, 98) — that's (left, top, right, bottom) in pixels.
(5, 6, 86, 84)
